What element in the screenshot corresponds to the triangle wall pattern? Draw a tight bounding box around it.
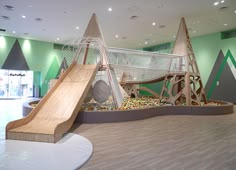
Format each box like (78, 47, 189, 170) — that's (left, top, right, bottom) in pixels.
(2, 40, 29, 70)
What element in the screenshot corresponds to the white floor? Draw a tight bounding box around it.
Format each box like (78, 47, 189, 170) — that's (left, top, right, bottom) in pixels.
(0, 99, 93, 170)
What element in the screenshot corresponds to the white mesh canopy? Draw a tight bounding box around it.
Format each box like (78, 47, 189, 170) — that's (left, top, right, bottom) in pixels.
(107, 47, 186, 83)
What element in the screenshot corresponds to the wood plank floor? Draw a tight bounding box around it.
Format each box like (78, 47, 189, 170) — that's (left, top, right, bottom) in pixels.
(73, 105, 236, 170)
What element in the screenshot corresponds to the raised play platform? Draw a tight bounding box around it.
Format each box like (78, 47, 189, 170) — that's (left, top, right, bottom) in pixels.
(6, 13, 235, 144)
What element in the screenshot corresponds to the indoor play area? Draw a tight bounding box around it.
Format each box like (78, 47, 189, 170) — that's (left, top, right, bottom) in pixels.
(6, 13, 233, 143)
(1, 12, 234, 170)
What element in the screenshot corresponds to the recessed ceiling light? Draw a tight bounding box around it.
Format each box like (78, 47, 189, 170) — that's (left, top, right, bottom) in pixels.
(76, 26, 79, 30)
(115, 35, 119, 38)
(130, 15, 138, 20)
(4, 5, 14, 11)
(234, 10, 236, 13)
(0, 28, 6, 32)
(108, 7, 112, 12)
(56, 37, 60, 41)
(219, 6, 228, 11)
(221, 0, 224, 3)
(152, 22, 156, 26)
(159, 25, 166, 28)
(12, 31, 16, 34)
(35, 18, 43, 22)
(173, 35, 176, 38)
(193, 30, 197, 33)
(224, 23, 228, 26)
(1, 16, 10, 20)
(22, 15, 26, 19)
(145, 41, 148, 44)
(214, 2, 219, 6)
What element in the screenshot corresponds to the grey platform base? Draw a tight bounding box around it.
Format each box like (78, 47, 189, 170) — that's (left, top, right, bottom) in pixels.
(22, 100, 234, 124)
(76, 101, 234, 123)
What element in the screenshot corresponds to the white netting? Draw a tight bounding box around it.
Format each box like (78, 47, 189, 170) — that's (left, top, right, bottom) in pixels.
(59, 37, 105, 67)
(107, 47, 186, 83)
(59, 38, 186, 109)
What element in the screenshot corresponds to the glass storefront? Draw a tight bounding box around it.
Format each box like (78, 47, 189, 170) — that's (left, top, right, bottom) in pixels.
(0, 69, 33, 98)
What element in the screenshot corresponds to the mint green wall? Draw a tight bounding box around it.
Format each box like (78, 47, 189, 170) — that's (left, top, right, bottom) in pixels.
(141, 32, 236, 96)
(187, 32, 235, 86)
(41, 56, 60, 95)
(191, 33, 222, 85)
(0, 36, 61, 96)
(1, 30, 236, 97)
(0, 36, 15, 65)
(151, 33, 236, 85)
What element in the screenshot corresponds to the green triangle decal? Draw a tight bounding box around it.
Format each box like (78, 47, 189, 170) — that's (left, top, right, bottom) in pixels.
(41, 56, 59, 95)
(56, 57, 68, 78)
(207, 50, 236, 102)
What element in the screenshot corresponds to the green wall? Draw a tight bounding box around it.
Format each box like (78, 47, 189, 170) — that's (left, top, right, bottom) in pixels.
(0, 36, 62, 96)
(1, 30, 235, 97)
(141, 32, 236, 96)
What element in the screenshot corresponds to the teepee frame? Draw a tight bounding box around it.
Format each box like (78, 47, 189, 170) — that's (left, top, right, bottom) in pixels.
(160, 18, 207, 105)
(73, 13, 123, 108)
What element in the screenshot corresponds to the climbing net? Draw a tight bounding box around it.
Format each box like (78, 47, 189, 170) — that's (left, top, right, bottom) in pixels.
(107, 47, 186, 83)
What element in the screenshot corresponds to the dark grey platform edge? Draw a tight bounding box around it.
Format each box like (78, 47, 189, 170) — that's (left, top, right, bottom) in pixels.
(23, 100, 234, 124)
(76, 101, 234, 123)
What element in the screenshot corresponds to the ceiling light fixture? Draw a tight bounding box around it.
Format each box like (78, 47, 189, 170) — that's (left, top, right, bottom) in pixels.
(76, 26, 79, 30)
(221, 0, 224, 3)
(35, 18, 43, 22)
(145, 41, 148, 44)
(234, 10, 236, 13)
(214, 2, 219, 6)
(130, 15, 138, 20)
(108, 7, 112, 12)
(1, 16, 10, 20)
(159, 25, 166, 28)
(152, 22, 156, 26)
(4, 5, 14, 11)
(22, 15, 26, 19)
(56, 37, 60, 41)
(0, 28, 6, 32)
(224, 23, 228, 26)
(12, 31, 16, 34)
(115, 35, 119, 38)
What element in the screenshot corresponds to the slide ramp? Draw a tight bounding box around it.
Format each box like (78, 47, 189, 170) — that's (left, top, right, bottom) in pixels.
(6, 63, 97, 143)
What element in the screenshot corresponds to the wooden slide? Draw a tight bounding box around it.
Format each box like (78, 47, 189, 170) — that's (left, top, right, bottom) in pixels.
(6, 63, 98, 143)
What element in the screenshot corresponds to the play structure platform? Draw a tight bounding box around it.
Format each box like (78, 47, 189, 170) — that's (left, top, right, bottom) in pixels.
(6, 14, 234, 144)
(6, 64, 97, 143)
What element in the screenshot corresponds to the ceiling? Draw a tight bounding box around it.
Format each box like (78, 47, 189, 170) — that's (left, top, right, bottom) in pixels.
(0, 0, 236, 49)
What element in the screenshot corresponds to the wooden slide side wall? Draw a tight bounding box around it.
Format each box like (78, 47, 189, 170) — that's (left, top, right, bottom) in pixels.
(6, 64, 97, 143)
(6, 63, 76, 131)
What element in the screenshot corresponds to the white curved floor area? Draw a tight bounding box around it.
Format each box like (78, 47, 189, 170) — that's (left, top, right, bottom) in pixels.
(0, 133, 93, 170)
